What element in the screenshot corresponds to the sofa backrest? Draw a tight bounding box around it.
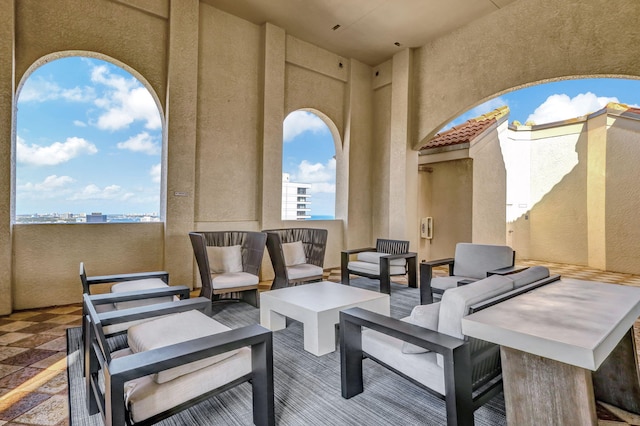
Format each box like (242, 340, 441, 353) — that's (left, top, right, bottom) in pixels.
(453, 243, 514, 279)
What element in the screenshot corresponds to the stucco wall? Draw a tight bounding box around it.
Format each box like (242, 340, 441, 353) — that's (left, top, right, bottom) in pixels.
(528, 130, 589, 265)
(13, 223, 164, 310)
(412, 0, 640, 145)
(470, 124, 507, 245)
(196, 7, 261, 223)
(605, 116, 640, 273)
(419, 159, 473, 260)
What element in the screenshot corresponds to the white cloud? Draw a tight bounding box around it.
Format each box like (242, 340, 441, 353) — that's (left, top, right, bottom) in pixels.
(19, 77, 95, 103)
(73, 120, 87, 127)
(117, 132, 160, 155)
(150, 163, 161, 183)
(526, 92, 619, 125)
(17, 136, 98, 166)
(92, 65, 161, 131)
(292, 158, 336, 193)
(68, 184, 126, 201)
(283, 111, 328, 142)
(18, 175, 75, 192)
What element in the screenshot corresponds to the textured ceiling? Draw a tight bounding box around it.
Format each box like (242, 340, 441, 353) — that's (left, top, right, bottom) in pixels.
(201, 0, 516, 66)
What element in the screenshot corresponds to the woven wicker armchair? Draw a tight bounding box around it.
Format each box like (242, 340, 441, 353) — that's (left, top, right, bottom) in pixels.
(189, 231, 267, 308)
(263, 228, 328, 290)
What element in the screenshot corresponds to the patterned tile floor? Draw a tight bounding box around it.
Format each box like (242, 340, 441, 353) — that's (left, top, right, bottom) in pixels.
(2, 260, 640, 425)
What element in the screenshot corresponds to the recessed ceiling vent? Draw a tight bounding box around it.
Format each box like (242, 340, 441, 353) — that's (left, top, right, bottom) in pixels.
(332, 24, 341, 31)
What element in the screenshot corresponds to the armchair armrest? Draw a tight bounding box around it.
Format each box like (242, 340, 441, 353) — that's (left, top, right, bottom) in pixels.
(422, 258, 455, 268)
(109, 324, 272, 381)
(486, 265, 528, 276)
(380, 252, 417, 260)
(340, 307, 464, 355)
(419, 258, 454, 305)
(97, 296, 212, 327)
(88, 285, 190, 307)
(341, 247, 376, 255)
(86, 270, 169, 286)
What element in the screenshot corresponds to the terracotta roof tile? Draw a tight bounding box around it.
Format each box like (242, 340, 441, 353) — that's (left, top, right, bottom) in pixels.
(419, 106, 509, 151)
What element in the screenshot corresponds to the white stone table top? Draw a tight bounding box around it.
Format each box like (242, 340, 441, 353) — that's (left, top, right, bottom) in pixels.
(461, 279, 640, 370)
(260, 281, 388, 312)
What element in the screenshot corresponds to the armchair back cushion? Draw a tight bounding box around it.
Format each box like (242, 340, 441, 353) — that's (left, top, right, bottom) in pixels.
(206, 245, 243, 274)
(401, 302, 440, 354)
(128, 310, 240, 384)
(453, 243, 514, 279)
(282, 241, 307, 266)
(438, 274, 514, 340)
(510, 265, 550, 288)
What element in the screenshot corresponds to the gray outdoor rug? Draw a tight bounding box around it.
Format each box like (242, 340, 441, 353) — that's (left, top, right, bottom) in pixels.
(67, 278, 507, 425)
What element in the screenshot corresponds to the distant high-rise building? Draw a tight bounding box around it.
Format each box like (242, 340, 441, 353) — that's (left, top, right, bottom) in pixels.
(86, 212, 107, 223)
(282, 173, 311, 220)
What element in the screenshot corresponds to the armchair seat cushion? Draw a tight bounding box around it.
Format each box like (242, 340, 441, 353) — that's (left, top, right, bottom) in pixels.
(112, 345, 251, 423)
(347, 261, 406, 276)
(128, 310, 241, 384)
(362, 329, 445, 395)
(287, 263, 323, 280)
(430, 275, 476, 292)
(356, 251, 407, 267)
(111, 278, 173, 310)
(211, 272, 259, 289)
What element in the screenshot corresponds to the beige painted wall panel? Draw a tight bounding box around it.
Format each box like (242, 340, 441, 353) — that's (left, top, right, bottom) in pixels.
(15, 0, 168, 106)
(605, 118, 640, 274)
(0, 0, 13, 315)
(371, 84, 392, 241)
(284, 64, 345, 134)
(196, 7, 261, 222)
(470, 129, 507, 245)
(344, 59, 373, 249)
(13, 223, 164, 310)
(285, 36, 348, 82)
(413, 0, 640, 145)
(528, 132, 588, 265)
(421, 159, 473, 260)
(586, 113, 607, 270)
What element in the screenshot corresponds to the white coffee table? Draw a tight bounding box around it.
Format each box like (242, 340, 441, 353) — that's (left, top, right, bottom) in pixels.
(260, 281, 390, 356)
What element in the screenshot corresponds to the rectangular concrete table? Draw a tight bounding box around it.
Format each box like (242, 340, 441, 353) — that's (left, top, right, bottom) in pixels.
(461, 278, 640, 426)
(260, 281, 390, 356)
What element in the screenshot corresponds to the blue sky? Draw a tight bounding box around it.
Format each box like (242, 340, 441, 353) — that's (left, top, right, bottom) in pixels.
(16, 57, 161, 216)
(16, 56, 640, 218)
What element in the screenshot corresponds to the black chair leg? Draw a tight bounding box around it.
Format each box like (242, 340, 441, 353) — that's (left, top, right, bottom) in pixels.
(340, 314, 364, 398)
(341, 251, 351, 285)
(252, 335, 275, 426)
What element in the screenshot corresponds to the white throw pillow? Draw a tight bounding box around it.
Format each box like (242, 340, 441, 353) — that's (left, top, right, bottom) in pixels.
(207, 245, 243, 274)
(282, 241, 306, 266)
(401, 302, 441, 354)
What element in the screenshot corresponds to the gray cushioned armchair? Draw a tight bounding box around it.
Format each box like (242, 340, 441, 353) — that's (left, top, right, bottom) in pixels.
(420, 243, 515, 304)
(341, 238, 417, 295)
(340, 266, 559, 426)
(84, 293, 274, 426)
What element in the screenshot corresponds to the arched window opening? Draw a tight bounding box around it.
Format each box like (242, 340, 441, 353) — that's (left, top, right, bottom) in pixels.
(15, 56, 163, 224)
(420, 76, 640, 274)
(282, 110, 336, 220)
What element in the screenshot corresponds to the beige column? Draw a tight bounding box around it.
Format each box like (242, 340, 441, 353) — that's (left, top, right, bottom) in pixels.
(164, 0, 199, 287)
(343, 59, 373, 249)
(0, 0, 14, 315)
(259, 23, 285, 229)
(586, 113, 607, 270)
(389, 49, 417, 245)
